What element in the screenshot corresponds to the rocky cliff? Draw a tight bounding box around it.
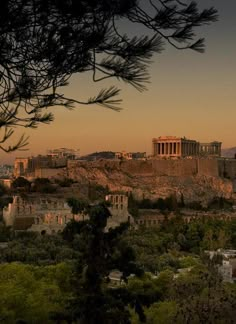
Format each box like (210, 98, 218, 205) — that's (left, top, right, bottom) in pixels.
(67, 160, 233, 207)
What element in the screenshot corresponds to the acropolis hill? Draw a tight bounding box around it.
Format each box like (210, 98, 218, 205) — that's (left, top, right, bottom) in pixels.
(13, 140, 236, 207)
(66, 158, 236, 207)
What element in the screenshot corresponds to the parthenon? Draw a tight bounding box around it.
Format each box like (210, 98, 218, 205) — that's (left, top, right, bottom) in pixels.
(152, 136, 221, 158)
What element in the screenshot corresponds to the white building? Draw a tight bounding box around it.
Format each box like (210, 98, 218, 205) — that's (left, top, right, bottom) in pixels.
(207, 249, 236, 282)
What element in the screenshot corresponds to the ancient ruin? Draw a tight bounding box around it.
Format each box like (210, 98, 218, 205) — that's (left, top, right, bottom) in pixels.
(152, 136, 221, 158)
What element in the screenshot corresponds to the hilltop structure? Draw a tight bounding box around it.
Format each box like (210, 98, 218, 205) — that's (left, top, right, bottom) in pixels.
(199, 142, 222, 156)
(152, 136, 221, 158)
(14, 148, 78, 179)
(115, 151, 146, 160)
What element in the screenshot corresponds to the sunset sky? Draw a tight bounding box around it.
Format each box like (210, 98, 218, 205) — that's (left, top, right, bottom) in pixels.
(1, 0, 236, 164)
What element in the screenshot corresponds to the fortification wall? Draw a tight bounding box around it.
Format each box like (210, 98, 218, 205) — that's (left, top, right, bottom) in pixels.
(218, 159, 236, 179)
(151, 159, 197, 176)
(68, 159, 203, 177)
(197, 159, 219, 177)
(117, 159, 198, 176)
(67, 158, 236, 179)
(118, 160, 153, 175)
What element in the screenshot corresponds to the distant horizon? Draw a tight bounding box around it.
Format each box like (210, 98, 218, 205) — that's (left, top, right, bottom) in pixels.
(2, 142, 236, 165)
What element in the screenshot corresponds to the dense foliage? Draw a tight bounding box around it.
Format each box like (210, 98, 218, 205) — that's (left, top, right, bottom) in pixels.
(1, 213, 236, 322)
(123, 216, 236, 273)
(0, 262, 73, 323)
(0, 231, 78, 264)
(128, 194, 233, 215)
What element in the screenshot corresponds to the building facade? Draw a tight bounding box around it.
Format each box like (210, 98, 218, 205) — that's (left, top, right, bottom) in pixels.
(199, 141, 222, 157)
(3, 193, 132, 233)
(3, 196, 74, 231)
(152, 136, 221, 158)
(152, 136, 199, 158)
(13, 148, 77, 179)
(47, 148, 79, 160)
(105, 193, 133, 229)
(115, 151, 146, 160)
(14, 158, 29, 177)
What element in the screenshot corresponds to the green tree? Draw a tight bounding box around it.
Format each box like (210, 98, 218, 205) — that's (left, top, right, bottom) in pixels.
(155, 198, 166, 211)
(127, 274, 162, 310)
(32, 178, 56, 193)
(0, 262, 72, 323)
(145, 301, 177, 324)
(0, 233, 77, 264)
(12, 177, 31, 192)
(128, 192, 139, 218)
(0, 0, 217, 151)
(66, 197, 89, 217)
(201, 228, 215, 250)
(55, 177, 74, 187)
(62, 202, 143, 323)
(228, 219, 236, 248)
(164, 194, 178, 211)
(0, 223, 12, 242)
(184, 223, 204, 253)
(87, 183, 110, 202)
(174, 284, 236, 324)
(0, 183, 7, 196)
(217, 229, 230, 249)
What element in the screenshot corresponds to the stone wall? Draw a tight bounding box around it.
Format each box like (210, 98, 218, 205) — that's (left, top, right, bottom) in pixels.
(152, 159, 197, 176)
(68, 158, 222, 178)
(34, 167, 65, 179)
(197, 159, 219, 177)
(218, 159, 236, 179)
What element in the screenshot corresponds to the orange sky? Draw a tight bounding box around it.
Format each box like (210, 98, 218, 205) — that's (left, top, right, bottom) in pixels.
(1, 0, 236, 164)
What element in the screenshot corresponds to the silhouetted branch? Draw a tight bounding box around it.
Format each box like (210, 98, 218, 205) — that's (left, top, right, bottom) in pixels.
(0, 0, 217, 151)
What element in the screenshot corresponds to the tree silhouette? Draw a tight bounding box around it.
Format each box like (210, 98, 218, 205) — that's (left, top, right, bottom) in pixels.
(62, 202, 143, 323)
(0, 0, 217, 151)
(12, 177, 31, 192)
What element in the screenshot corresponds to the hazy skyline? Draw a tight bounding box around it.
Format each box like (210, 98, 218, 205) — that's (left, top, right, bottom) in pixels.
(1, 0, 236, 164)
